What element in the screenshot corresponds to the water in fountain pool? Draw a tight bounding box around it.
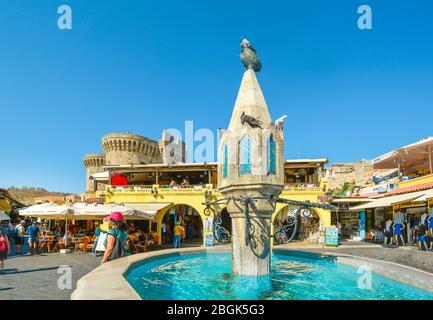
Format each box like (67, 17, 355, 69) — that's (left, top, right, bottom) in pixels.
(126, 252, 433, 300)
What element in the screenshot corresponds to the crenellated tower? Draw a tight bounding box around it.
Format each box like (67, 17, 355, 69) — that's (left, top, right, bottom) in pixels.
(101, 133, 162, 166)
(83, 153, 106, 192)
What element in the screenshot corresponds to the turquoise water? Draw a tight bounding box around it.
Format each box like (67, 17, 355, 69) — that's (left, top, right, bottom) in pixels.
(126, 252, 433, 300)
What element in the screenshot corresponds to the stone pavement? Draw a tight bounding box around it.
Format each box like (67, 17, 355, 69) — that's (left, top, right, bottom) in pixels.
(0, 252, 102, 300)
(280, 241, 433, 274)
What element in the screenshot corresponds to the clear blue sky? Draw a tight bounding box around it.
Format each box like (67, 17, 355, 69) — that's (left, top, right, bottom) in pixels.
(1, 0, 433, 193)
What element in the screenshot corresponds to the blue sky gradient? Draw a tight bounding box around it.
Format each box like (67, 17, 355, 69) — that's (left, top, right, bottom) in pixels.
(1, 0, 433, 192)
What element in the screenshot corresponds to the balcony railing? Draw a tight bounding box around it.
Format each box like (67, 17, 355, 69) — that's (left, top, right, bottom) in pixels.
(283, 183, 323, 192)
(397, 173, 433, 189)
(105, 183, 325, 195)
(106, 184, 210, 193)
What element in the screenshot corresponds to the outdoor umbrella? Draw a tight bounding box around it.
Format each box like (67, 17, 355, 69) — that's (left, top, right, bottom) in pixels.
(71, 203, 153, 220)
(0, 211, 10, 221)
(19, 203, 74, 246)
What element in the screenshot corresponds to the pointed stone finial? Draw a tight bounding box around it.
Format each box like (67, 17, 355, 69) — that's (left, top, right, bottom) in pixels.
(228, 69, 272, 131)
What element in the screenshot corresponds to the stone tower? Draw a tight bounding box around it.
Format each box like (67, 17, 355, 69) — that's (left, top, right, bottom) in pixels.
(101, 133, 162, 166)
(218, 69, 284, 276)
(83, 154, 106, 192)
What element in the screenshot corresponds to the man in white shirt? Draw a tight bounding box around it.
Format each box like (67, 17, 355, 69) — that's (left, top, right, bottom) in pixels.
(162, 222, 167, 244)
(15, 220, 26, 254)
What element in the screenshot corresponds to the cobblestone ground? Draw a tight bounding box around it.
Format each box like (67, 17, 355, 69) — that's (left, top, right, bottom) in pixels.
(279, 240, 433, 274)
(312, 243, 433, 274)
(0, 240, 102, 300)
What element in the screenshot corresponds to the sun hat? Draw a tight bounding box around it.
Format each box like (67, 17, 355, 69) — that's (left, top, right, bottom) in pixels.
(106, 211, 125, 223)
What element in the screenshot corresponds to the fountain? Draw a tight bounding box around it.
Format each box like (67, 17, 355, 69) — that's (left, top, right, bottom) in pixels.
(72, 40, 433, 301)
(217, 38, 284, 276)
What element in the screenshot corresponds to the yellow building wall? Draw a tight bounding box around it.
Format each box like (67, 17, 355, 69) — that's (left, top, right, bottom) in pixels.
(103, 185, 331, 246)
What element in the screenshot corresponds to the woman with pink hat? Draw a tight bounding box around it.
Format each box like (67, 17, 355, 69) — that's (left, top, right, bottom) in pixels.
(102, 212, 129, 264)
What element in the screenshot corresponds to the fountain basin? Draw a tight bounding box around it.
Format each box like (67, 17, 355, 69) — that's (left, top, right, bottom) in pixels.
(72, 247, 433, 300)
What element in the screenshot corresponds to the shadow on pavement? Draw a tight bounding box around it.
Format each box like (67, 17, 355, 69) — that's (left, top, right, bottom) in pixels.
(0, 266, 63, 275)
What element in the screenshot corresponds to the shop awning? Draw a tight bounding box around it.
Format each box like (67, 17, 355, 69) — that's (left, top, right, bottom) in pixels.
(120, 202, 173, 219)
(350, 190, 428, 211)
(371, 137, 433, 173)
(90, 171, 110, 182)
(72, 203, 154, 220)
(19, 203, 74, 219)
(410, 189, 433, 202)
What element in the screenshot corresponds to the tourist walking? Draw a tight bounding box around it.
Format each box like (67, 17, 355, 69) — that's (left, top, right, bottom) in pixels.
(187, 221, 194, 241)
(161, 221, 167, 244)
(393, 222, 405, 246)
(417, 225, 428, 251)
(102, 212, 129, 264)
(14, 220, 26, 254)
(173, 222, 181, 248)
(0, 228, 11, 270)
(92, 222, 101, 254)
(384, 218, 394, 246)
(27, 221, 41, 255)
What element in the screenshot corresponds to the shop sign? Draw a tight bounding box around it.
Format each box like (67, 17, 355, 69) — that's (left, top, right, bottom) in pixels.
(325, 227, 339, 246)
(205, 234, 214, 247)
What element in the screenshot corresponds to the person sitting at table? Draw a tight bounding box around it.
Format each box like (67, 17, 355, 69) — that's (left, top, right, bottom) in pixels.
(128, 223, 136, 234)
(151, 230, 159, 246)
(147, 233, 155, 248)
(39, 231, 52, 253)
(52, 236, 66, 252)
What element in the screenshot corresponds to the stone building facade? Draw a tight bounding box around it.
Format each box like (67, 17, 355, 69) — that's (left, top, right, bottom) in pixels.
(84, 132, 187, 192)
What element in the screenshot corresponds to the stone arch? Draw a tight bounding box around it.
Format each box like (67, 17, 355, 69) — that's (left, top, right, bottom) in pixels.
(272, 205, 322, 245)
(157, 203, 204, 245)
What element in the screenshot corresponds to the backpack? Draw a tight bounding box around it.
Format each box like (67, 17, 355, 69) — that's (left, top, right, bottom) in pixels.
(109, 230, 128, 261)
(10, 226, 18, 238)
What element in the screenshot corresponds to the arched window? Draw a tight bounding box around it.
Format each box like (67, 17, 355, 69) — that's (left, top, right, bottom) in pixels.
(268, 134, 277, 175)
(239, 136, 252, 174)
(223, 144, 228, 178)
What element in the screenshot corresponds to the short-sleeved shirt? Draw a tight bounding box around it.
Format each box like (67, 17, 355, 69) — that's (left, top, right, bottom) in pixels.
(174, 225, 181, 236)
(16, 225, 25, 237)
(105, 228, 128, 248)
(27, 226, 40, 239)
(95, 227, 101, 237)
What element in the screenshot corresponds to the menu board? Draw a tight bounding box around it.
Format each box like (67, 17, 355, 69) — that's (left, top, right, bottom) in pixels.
(325, 227, 339, 246)
(95, 232, 107, 252)
(204, 217, 214, 247)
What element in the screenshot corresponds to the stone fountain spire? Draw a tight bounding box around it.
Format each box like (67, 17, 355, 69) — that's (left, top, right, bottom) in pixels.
(218, 39, 284, 276)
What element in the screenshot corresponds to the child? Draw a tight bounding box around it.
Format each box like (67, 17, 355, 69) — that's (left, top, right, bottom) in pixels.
(418, 225, 428, 251)
(0, 228, 11, 270)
